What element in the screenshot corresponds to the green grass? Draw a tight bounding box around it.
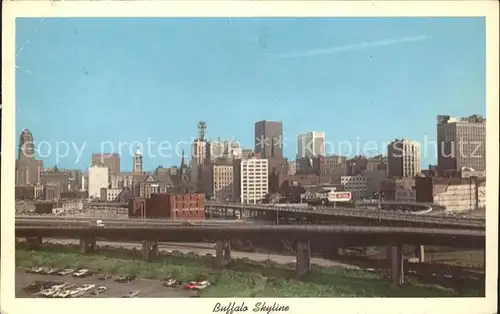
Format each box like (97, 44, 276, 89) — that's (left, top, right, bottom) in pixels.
(15, 243, 473, 297)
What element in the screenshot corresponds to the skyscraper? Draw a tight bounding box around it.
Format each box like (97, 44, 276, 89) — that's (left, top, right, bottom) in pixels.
(387, 139, 421, 178)
(297, 131, 325, 158)
(190, 121, 210, 192)
(437, 115, 486, 177)
(254, 120, 283, 158)
(16, 129, 42, 186)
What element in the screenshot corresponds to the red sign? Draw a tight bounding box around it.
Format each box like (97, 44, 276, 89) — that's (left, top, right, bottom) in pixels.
(333, 192, 351, 200)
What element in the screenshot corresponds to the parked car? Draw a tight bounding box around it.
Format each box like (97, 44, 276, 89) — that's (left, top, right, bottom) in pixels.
(122, 290, 140, 298)
(163, 279, 181, 288)
(54, 290, 73, 298)
(68, 289, 85, 298)
(91, 286, 108, 295)
(45, 268, 61, 275)
(26, 266, 44, 274)
(50, 282, 70, 291)
(194, 280, 211, 290)
(37, 288, 59, 298)
(73, 269, 91, 278)
(57, 269, 75, 276)
(78, 284, 96, 293)
(34, 267, 48, 274)
(115, 276, 130, 283)
(184, 280, 211, 290)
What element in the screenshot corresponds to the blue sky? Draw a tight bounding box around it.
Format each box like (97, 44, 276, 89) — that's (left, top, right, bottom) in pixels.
(15, 17, 485, 171)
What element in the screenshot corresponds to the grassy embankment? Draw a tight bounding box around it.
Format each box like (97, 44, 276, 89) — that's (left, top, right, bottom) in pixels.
(15, 243, 480, 297)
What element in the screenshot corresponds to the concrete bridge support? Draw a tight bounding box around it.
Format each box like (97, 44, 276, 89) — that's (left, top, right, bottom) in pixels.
(142, 240, 158, 261)
(215, 239, 231, 267)
(415, 245, 425, 263)
(296, 239, 311, 278)
(79, 236, 96, 254)
(390, 245, 404, 286)
(25, 237, 42, 249)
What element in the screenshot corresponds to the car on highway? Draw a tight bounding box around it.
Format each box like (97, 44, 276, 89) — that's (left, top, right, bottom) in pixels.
(163, 279, 181, 288)
(122, 290, 140, 298)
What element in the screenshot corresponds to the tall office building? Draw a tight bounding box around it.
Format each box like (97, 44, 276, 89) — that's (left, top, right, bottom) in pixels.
(91, 153, 120, 174)
(190, 122, 210, 191)
(254, 120, 283, 158)
(387, 139, 421, 178)
(297, 131, 325, 158)
(240, 157, 269, 204)
(16, 129, 43, 186)
(88, 165, 109, 199)
(437, 115, 486, 177)
(204, 164, 234, 201)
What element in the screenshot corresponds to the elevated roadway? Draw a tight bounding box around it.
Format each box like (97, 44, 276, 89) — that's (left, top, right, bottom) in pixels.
(16, 221, 485, 286)
(206, 203, 485, 229)
(16, 222, 484, 248)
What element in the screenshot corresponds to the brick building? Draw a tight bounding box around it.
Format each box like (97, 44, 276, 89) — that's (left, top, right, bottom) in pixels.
(128, 193, 205, 220)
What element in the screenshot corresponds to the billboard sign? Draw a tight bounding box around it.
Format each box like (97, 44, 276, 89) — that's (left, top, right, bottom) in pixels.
(328, 191, 352, 202)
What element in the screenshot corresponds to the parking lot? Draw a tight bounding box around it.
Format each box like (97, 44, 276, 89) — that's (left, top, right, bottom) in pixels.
(15, 268, 198, 298)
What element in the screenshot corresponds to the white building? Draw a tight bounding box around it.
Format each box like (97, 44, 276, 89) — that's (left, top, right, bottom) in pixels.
(297, 131, 325, 159)
(340, 175, 369, 199)
(88, 165, 109, 199)
(387, 139, 421, 178)
(81, 174, 88, 192)
(190, 140, 208, 183)
(240, 158, 268, 204)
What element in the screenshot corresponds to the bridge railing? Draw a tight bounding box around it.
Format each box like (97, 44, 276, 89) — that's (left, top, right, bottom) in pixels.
(15, 223, 485, 237)
(206, 204, 485, 227)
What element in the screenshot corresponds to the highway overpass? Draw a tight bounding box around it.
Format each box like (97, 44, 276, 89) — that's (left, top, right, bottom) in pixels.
(15, 221, 485, 286)
(79, 201, 485, 228)
(205, 203, 485, 229)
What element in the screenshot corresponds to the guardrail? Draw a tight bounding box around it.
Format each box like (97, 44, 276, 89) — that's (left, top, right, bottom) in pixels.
(15, 223, 485, 236)
(207, 204, 485, 227)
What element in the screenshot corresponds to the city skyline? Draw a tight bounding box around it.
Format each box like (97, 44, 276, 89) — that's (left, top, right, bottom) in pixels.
(15, 17, 485, 170)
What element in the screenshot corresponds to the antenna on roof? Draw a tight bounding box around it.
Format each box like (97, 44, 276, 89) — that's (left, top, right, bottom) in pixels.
(197, 121, 206, 141)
